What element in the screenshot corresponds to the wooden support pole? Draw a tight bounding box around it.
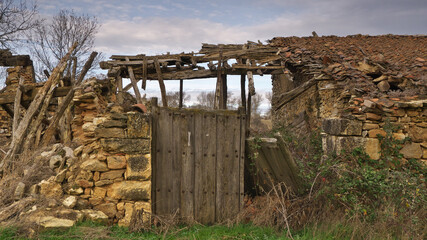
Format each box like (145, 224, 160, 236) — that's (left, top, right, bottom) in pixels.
(240, 74, 246, 112)
(179, 79, 183, 109)
(117, 75, 123, 104)
(214, 50, 223, 109)
(220, 74, 227, 109)
(1, 42, 78, 169)
(40, 52, 98, 148)
(126, 57, 143, 104)
(142, 56, 147, 90)
(71, 57, 77, 85)
(12, 77, 24, 140)
(246, 91, 252, 137)
(154, 57, 168, 107)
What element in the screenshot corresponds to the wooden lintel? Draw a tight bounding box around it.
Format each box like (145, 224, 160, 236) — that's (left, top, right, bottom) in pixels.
(0, 86, 71, 105)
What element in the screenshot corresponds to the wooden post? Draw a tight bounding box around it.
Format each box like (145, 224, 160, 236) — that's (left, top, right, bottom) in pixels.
(179, 79, 183, 109)
(12, 77, 24, 140)
(117, 75, 123, 104)
(154, 57, 168, 107)
(214, 50, 223, 109)
(240, 74, 246, 112)
(142, 56, 147, 90)
(246, 91, 252, 137)
(220, 73, 227, 109)
(40, 52, 98, 147)
(125, 57, 143, 104)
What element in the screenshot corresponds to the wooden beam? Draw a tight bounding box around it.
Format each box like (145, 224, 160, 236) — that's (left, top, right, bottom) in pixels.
(117, 75, 123, 104)
(220, 74, 227, 109)
(273, 78, 318, 111)
(214, 50, 223, 109)
(154, 57, 168, 107)
(179, 79, 183, 109)
(240, 74, 246, 112)
(247, 60, 255, 96)
(12, 77, 25, 140)
(0, 86, 72, 105)
(40, 52, 98, 148)
(126, 57, 143, 104)
(232, 64, 284, 70)
(141, 56, 147, 90)
(0, 104, 13, 117)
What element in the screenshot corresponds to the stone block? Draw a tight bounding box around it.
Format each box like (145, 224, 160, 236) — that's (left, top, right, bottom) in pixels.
(94, 203, 117, 218)
(88, 197, 103, 206)
(63, 196, 77, 208)
(322, 134, 365, 154)
(100, 170, 125, 180)
(107, 155, 127, 169)
(322, 118, 362, 136)
(76, 170, 93, 181)
(81, 209, 108, 223)
(102, 119, 127, 128)
(392, 133, 406, 141)
(100, 138, 150, 154)
(364, 138, 381, 160)
(93, 172, 100, 181)
(368, 129, 386, 138)
(94, 180, 113, 187)
(40, 180, 63, 198)
(400, 143, 422, 159)
(366, 113, 382, 121)
(14, 182, 26, 200)
(81, 160, 109, 172)
(107, 181, 151, 201)
(125, 154, 151, 181)
(95, 127, 126, 138)
(362, 123, 379, 130)
(93, 187, 107, 198)
(127, 112, 150, 138)
(75, 179, 93, 188)
(408, 126, 427, 143)
(38, 217, 75, 229)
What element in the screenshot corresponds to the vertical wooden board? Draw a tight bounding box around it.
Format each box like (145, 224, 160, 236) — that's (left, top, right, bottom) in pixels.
(157, 108, 174, 215)
(239, 113, 246, 210)
(180, 112, 195, 222)
(195, 112, 216, 224)
(227, 114, 241, 219)
(171, 112, 182, 214)
(215, 114, 226, 221)
(151, 104, 158, 214)
(193, 112, 204, 222)
(165, 110, 174, 214)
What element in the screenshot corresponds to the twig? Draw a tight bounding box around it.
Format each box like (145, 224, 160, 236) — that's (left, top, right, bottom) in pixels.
(309, 172, 321, 201)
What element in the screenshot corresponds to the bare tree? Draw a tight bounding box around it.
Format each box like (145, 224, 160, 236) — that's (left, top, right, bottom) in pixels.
(28, 9, 102, 81)
(194, 91, 215, 109)
(0, 0, 40, 49)
(165, 91, 191, 107)
(251, 93, 263, 116)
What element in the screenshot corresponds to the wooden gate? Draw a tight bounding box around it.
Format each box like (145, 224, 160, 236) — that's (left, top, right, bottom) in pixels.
(151, 105, 246, 224)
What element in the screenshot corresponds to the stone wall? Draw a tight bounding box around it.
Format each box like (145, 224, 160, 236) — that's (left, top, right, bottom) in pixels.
(0, 65, 36, 139)
(322, 97, 427, 165)
(61, 79, 152, 226)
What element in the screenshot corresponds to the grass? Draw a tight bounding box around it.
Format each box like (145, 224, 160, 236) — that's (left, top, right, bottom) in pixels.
(0, 221, 285, 240)
(0, 221, 370, 240)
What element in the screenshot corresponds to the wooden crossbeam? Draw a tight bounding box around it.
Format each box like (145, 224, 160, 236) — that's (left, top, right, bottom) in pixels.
(0, 86, 72, 105)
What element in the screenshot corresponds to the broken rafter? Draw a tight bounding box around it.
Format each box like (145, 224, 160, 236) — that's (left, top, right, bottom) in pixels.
(12, 77, 25, 141)
(154, 57, 168, 107)
(126, 57, 143, 104)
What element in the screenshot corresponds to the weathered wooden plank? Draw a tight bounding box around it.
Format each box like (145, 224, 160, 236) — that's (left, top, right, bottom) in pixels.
(154, 57, 168, 107)
(228, 114, 241, 219)
(238, 108, 246, 210)
(273, 78, 317, 111)
(195, 112, 216, 224)
(0, 86, 72, 105)
(232, 64, 284, 70)
(12, 78, 25, 139)
(180, 111, 195, 222)
(240, 74, 246, 111)
(179, 79, 183, 109)
(125, 57, 143, 104)
(194, 112, 204, 222)
(151, 98, 159, 214)
(171, 112, 182, 214)
(141, 56, 147, 90)
(215, 114, 226, 221)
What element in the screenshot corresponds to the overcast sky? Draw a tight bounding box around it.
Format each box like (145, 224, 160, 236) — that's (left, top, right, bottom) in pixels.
(36, 0, 427, 108)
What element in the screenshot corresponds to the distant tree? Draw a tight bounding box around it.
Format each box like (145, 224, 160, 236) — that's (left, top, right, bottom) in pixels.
(265, 92, 272, 117)
(194, 91, 215, 109)
(28, 9, 103, 81)
(165, 91, 191, 107)
(0, 0, 40, 49)
(251, 93, 263, 116)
